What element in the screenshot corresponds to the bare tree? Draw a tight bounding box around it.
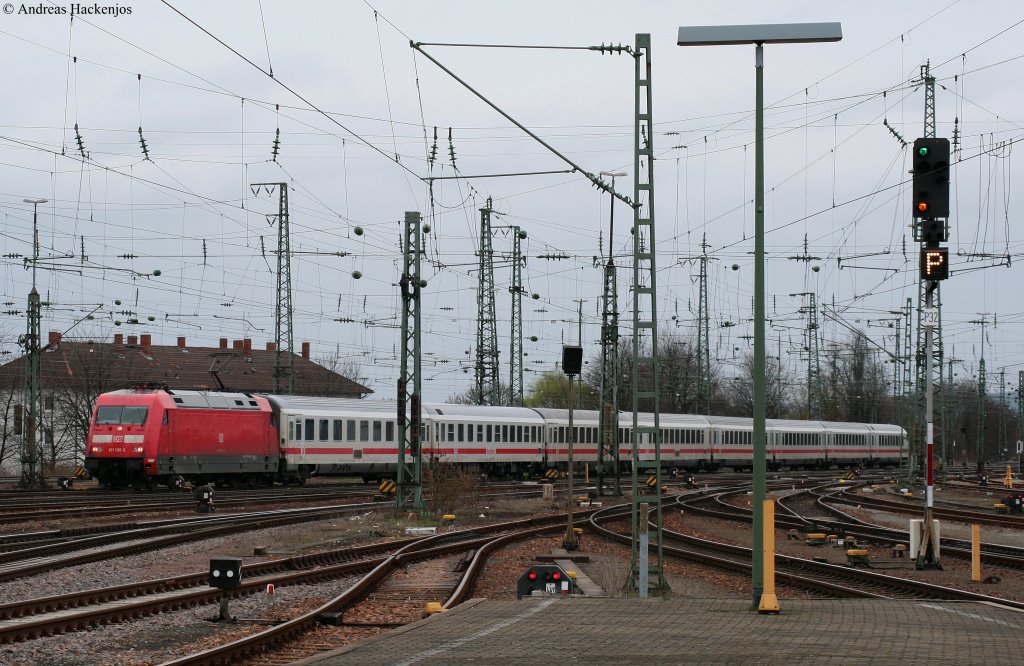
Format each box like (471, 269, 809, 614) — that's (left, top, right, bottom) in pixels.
(447, 382, 517, 406)
(831, 329, 888, 420)
(723, 351, 795, 418)
(50, 344, 152, 465)
(316, 351, 367, 387)
(583, 331, 720, 415)
(0, 382, 20, 473)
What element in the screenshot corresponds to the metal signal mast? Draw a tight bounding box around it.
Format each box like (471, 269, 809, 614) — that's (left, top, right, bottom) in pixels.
(508, 226, 526, 406)
(251, 182, 294, 394)
(19, 197, 47, 488)
(628, 33, 667, 597)
(911, 62, 945, 478)
(475, 198, 500, 405)
(695, 234, 713, 414)
(397, 211, 424, 510)
(598, 170, 624, 496)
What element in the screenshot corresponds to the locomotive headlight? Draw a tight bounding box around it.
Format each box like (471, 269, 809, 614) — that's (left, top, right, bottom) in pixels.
(91, 446, 101, 453)
(133, 446, 144, 453)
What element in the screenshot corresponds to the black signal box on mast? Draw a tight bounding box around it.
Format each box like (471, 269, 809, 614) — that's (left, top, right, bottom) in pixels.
(912, 138, 950, 221)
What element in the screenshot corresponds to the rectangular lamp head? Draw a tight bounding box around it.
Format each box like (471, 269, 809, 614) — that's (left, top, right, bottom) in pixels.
(678, 22, 842, 46)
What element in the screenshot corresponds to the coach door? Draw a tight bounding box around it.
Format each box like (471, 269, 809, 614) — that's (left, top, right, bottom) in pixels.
(289, 415, 309, 460)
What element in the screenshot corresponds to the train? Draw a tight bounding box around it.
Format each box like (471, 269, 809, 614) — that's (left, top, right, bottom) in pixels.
(84, 388, 907, 489)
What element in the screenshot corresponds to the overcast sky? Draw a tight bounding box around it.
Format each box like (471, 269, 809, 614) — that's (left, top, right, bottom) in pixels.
(0, 1, 1021, 406)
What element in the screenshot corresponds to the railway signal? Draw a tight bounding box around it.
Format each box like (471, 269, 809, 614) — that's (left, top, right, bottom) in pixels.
(516, 565, 573, 599)
(209, 557, 243, 622)
(912, 137, 951, 572)
(912, 137, 950, 220)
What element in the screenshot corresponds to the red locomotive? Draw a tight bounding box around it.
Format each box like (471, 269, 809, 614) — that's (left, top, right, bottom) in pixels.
(86, 388, 284, 489)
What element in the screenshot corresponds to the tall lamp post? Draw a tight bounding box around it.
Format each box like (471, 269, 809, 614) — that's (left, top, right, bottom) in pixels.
(677, 22, 842, 609)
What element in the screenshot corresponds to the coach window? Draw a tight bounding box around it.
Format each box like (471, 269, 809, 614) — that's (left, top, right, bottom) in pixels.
(291, 420, 298, 441)
(319, 419, 329, 441)
(447, 423, 455, 442)
(304, 418, 315, 441)
(499, 425, 506, 442)
(359, 420, 369, 442)
(477, 424, 483, 442)
(333, 420, 343, 441)
(386, 421, 394, 442)
(467, 424, 474, 442)
(457, 423, 464, 442)
(373, 421, 382, 442)
(345, 420, 355, 441)
(484, 424, 491, 442)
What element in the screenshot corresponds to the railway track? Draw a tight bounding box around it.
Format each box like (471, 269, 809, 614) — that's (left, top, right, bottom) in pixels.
(686, 483, 1024, 570)
(157, 512, 582, 665)
(0, 508, 598, 654)
(590, 503, 1024, 607)
(0, 502, 395, 582)
(0, 487, 379, 525)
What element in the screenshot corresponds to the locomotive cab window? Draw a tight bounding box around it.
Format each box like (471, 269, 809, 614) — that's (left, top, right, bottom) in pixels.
(95, 405, 149, 425)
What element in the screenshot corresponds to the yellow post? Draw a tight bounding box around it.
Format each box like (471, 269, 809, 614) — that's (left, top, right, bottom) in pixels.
(971, 524, 981, 582)
(758, 499, 780, 614)
(585, 463, 589, 484)
(1005, 465, 1014, 489)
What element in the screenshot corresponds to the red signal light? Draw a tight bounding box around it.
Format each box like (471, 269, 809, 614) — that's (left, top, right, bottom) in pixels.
(528, 571, 537, 581)
(917, 201, 929, 213)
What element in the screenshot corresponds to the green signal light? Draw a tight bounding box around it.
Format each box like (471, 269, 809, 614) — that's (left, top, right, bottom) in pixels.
(917, 146, 930, 157)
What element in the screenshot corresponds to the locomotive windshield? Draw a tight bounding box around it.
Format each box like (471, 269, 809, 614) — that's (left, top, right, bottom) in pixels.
(95, 405, 149, 425)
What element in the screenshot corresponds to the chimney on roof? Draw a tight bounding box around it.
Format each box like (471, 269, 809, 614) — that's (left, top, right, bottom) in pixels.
(127, 335, 138, 347)
(114, 333, 123, 348)
(243, 338, 252, 357)
(266, 342, 276, 352)
(177, 336, 186, 349)
(219, 338, 228, 349)
(140, 334, 152, 354)
(48, 331, 61, 347)
(301, 341, 311, 360)
(232, 339, 243, 351)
